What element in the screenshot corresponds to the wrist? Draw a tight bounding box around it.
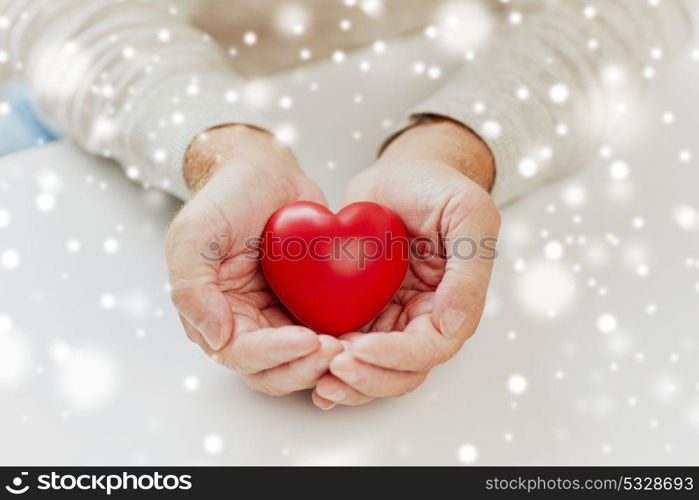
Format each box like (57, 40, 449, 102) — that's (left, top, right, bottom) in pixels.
(380, 116, 495, 192)
(184, 124, 300, 192)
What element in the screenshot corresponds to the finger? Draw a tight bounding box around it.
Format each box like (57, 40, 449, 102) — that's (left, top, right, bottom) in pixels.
(170, 281, 232, 351)
(312, 391, 337, 410)
(207, 325, 321, 374)
(243, 335, 343, 395)
(432, 192, 500, 341)
(338, 332, 363, 350)
(369, 302, 403, 332)
(347, 328, 438, 372)
(329, 352, 428, 398)
(179, 314, 205, 345)
(167, 218, 233, 350)
(313, 374, 374, 407)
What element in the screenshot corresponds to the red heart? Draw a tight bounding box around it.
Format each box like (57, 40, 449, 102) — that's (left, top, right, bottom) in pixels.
(261, 201, 409, 336)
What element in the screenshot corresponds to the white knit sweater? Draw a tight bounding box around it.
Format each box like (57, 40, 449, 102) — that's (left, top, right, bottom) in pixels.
(0, 0, 694, 204)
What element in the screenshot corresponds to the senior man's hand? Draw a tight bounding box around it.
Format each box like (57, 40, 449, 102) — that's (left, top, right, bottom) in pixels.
(166, 125, 343, 396)
(312, 117, 501, 409)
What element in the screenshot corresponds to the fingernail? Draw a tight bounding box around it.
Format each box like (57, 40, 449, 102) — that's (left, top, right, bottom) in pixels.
(320, 403, 336, 411)
(201, 320, 224, 350)
(319, 388, 347, 402)
(440, 308, 467, 338)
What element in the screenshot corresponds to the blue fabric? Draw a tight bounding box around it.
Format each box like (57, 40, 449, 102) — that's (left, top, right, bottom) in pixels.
(0, 80, 58, 156)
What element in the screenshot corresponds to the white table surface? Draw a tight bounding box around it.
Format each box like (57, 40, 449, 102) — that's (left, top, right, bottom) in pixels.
(1, 33, 698, 466)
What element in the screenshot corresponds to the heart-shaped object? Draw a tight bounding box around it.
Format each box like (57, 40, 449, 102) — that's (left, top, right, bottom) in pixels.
(261, 201, 409, 336)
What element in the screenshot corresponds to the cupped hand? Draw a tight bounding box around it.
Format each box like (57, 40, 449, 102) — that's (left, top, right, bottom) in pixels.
(312, 118, 501, 409)
(166, 125, 343, 396)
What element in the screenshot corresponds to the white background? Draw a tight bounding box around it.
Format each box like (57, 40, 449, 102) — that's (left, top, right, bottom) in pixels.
(1, 31, 698, 465)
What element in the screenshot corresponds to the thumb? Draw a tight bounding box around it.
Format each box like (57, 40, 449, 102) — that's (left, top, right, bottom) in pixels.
(166, 218, 233, 350)
(170, 281, 232, 350)
(432, 261, 491, 340)
(431, 199, 500, 342)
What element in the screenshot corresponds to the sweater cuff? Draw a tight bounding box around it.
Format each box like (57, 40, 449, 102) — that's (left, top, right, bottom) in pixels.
(124, 72, 274, 200)
(404, 71, 563, 207)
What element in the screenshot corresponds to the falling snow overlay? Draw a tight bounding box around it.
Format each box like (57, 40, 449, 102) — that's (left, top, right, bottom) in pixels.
(0, 0, 698, 465)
